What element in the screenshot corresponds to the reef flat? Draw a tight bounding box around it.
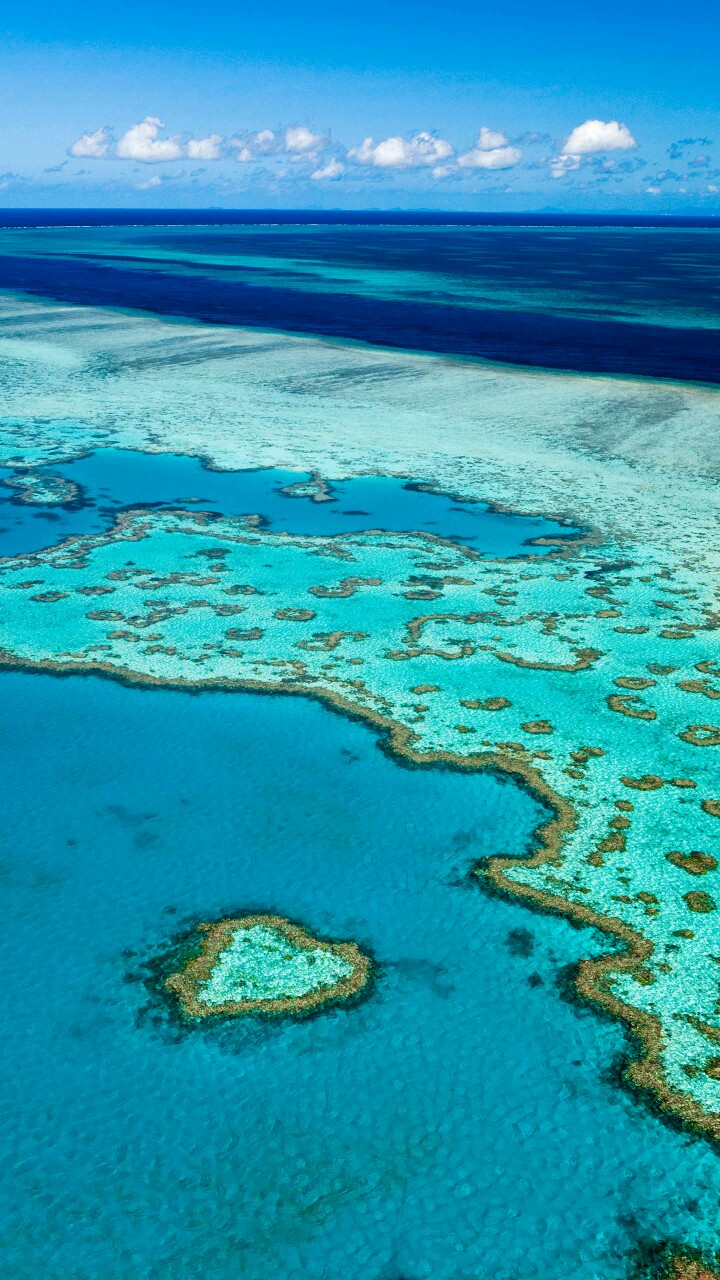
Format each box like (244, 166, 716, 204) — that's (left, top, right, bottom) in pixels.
(2, 468, 79, 506)
(166, 914, 370, 1018)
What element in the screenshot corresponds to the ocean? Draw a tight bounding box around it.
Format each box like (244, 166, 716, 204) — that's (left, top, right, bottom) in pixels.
(0, 213, 718, 1280)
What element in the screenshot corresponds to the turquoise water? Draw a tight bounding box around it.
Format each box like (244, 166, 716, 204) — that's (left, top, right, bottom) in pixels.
(0, 450, 573, 557)
(2, 669, 720, 1280)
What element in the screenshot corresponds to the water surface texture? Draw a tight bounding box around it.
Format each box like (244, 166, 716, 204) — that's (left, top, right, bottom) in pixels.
(0, 219, 719, 1279)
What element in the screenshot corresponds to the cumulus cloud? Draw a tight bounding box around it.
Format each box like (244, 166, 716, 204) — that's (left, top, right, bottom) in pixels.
(186, 134, 224, 160)
(431, 164, 457, 180)
(550, 152, 582, 179)
(134, 169, 187, 190)
(68, 119, 228, 163)
(562, 119, 637, 155)
(474, 126, 510, 150)
(60, 114, 666, 192)
(458, 130, 522, 170)
(117, 117, 184, 163)
(348, 132, 452, 169)
(68, 126, 113, 159)
(229, 129, 280, 162)
(311, 159, 344, 180)
(252, 129, 277, 154)
(284, 125, 325, 154)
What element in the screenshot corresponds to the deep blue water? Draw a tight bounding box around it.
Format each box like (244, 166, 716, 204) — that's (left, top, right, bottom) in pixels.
(1, 209, 719, 227)
(0, 450, 575, 558)
(0, 220, 718, 382)
(3, 670, 720, 1280)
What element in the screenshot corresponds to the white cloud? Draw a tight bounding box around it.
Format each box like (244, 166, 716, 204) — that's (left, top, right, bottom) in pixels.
(348, 132, 453, 169)
(61, 115, 651, 190)
(284, 125, 325, 153)
(186, 134, 224, 160)
(709, 184, 719, 194)
(68, 126, 113, 159)
(253, 129, 277, 153)
(474, 126, 510, 150)
(134, 169, 186, 190)
(117, 117, 184, 163)
(458, 139, 522, 170)
(229, 129, 278, 162)
(562, 119, 637, 155)
(550, 152, 582, 178)
(311, 159, 344, 181)
(645, 185, 661, 195)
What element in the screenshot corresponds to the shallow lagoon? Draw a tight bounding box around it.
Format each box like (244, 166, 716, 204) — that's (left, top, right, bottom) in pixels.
(2, 670, 720, 1280)
(0, 449, 574, 557)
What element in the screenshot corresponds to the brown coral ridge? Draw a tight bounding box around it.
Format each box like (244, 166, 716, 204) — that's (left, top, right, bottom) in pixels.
(279, 472, 335, 504)
(308, 576, 382, 599)
(666, 851, 718, 877)
(607, 693, 657, 721)
(680, 725, 720, 748)
(496, 645, 602, 673)
(166, 913, 371, 1019)
(480, 824, 720, 1144)
(668, 1256, 720, 1280)
(627, 1241, 720, 1280)
(630, 1244, 717, 1280)
(2, 470, 82, 509)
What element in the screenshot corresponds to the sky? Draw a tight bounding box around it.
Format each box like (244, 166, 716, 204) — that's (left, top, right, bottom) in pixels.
(0, 0, 718, 211)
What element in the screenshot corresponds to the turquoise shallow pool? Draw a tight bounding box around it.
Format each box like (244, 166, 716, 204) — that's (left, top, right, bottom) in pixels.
(2, 670, 720, 1280)
(0, 449, 575, 557)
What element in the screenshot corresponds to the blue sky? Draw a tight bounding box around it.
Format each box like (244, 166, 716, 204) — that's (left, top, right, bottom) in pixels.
(1, 0, 718, 209)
